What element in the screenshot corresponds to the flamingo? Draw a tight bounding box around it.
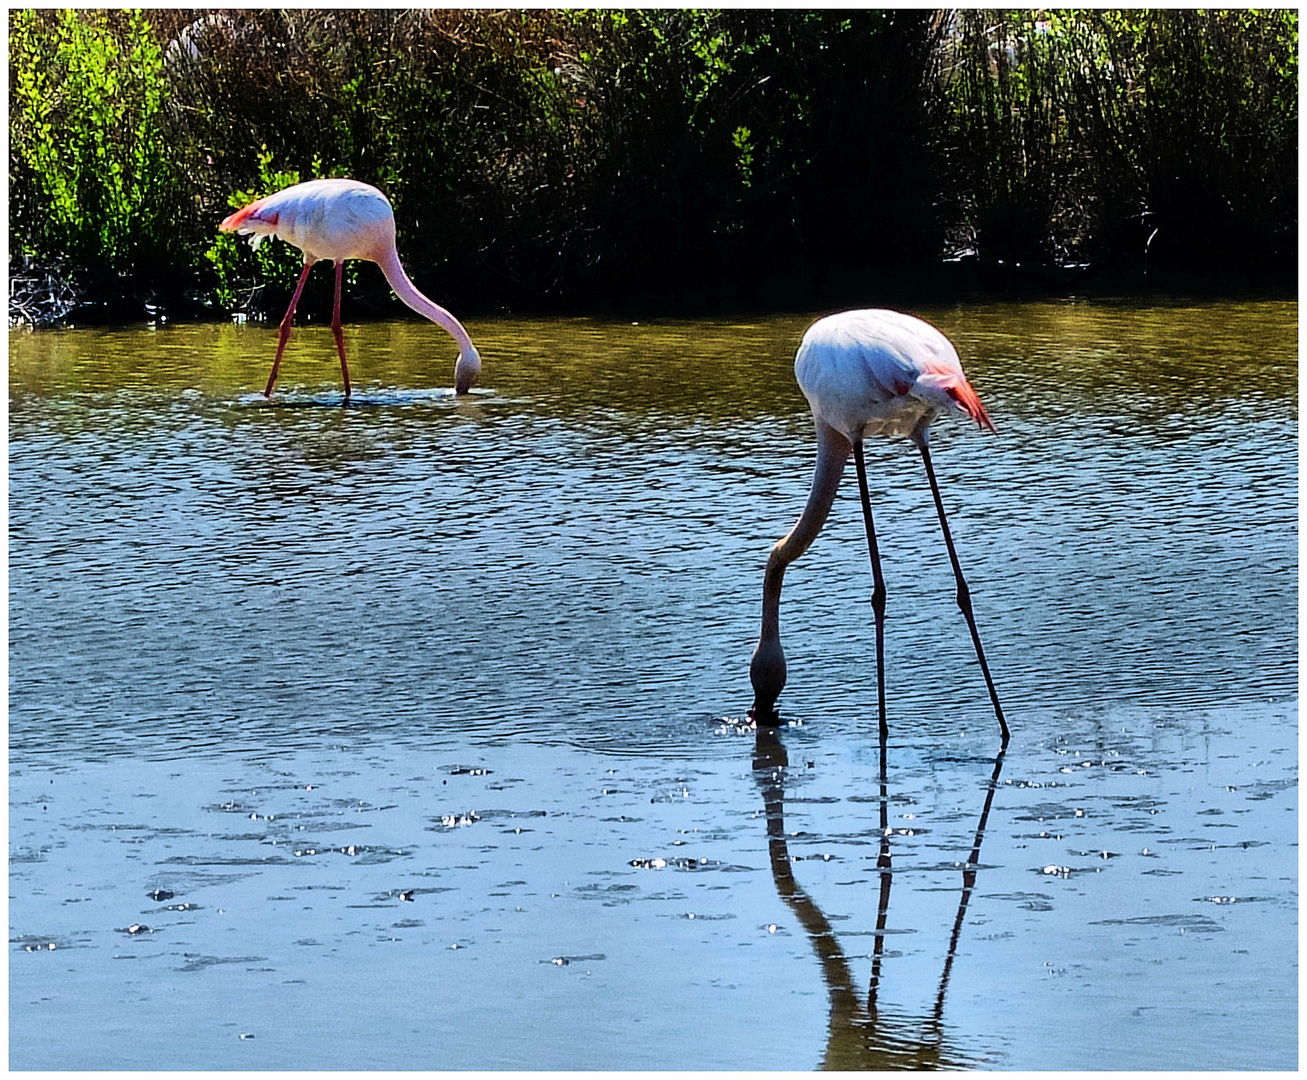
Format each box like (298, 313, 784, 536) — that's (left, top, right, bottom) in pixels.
(748, 309, 1008, 744)
(219, 177, 480, 400)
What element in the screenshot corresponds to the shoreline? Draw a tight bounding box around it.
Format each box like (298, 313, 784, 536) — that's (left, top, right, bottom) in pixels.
(9, 254, 1297, 331)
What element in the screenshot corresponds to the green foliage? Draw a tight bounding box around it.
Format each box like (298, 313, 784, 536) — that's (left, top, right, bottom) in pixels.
(731, 126, 754, 188)
(547, 9, 949, 300)
(203, 150, 305, 309)
(155, 10, 594, 308)
(940, 9, 1298, 273)
(9, 8, 180, 271)
(6, 7, 1298, 319)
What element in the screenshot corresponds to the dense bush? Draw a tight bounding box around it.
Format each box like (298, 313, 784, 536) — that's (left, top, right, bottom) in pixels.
(9, 10, 184, 275)
(940, 10, 1298, 277)
(7, 8, 1297, 323)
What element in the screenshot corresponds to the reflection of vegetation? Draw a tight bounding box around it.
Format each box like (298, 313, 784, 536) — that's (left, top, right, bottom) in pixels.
(7, 8, 1297, 319)
(951, 299, 1299, 418)
(6, 302, 1297, 422)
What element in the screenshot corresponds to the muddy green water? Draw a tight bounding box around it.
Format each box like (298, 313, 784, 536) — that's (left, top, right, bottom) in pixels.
(9, 299, 1297, 1069)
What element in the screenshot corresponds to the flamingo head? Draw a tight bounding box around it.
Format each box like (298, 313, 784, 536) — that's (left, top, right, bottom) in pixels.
(454, 344, 481, 395)
(748, 638, 787, 726)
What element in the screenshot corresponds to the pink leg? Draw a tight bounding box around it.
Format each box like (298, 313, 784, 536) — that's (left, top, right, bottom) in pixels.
(331, 260, 351, 400)
(264, 260, 315, 398)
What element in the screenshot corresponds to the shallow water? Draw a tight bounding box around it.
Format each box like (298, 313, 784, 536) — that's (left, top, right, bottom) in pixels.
(9, 298, 1297, 1069)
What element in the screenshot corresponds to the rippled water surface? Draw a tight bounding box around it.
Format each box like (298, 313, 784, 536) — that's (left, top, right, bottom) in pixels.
(10, 299, 1297, 1069)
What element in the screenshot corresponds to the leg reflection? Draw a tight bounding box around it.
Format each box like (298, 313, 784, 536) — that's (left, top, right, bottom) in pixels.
(753, 728, 1006, 1070)
(867, 713, 893, 1019)
(933, 746, 1007, 1024)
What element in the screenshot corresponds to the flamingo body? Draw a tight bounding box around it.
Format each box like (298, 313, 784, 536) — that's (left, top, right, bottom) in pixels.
(750, 308, 1007, 743)
(222, 178, 397, 263)
(219, 178, 480, 397)
(795, 309, 993, 444)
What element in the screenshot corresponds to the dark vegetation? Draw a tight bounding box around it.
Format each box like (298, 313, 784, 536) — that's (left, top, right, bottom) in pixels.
(8, 9, 1298, 326)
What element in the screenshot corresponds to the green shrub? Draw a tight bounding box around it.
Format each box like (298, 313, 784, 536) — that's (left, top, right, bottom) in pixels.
(939, 9, 1298, 274)
(9, 8, 182, 273)
(203, 150, 306, 311)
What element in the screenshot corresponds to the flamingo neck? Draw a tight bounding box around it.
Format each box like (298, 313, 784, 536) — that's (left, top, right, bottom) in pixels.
(376, 246, 481, 391)
(750, 422, 852, 714)
(759, 422, 852, 640)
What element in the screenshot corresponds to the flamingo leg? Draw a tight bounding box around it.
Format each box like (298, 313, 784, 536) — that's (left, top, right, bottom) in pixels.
(264, 259, 315, 398)
(918, 443, 1009, 745)
(852, 440, 889, 743)
(331, 260, 351, 400)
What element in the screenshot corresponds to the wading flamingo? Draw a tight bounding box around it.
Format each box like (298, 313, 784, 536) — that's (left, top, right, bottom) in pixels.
(749, 309, 1008, 745)
(219, 178, 480, 400)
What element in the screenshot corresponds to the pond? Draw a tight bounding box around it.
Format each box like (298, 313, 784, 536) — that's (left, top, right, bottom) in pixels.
(9, 298, 1297, 1069)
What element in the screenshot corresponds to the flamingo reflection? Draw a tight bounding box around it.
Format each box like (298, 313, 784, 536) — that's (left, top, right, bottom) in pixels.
(753, 727, 1005, 1069)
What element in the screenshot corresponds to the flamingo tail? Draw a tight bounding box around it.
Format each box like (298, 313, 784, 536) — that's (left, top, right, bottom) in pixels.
(946, 381, 996, 433)
(219, 200, 278, 233)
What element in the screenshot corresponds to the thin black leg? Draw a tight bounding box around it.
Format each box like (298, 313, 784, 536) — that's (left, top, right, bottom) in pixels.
(853, 441, 888, 742)
(919, 443, 1009, 745)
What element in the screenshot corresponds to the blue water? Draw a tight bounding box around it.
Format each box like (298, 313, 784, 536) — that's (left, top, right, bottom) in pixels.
(9, 299, 1297, 1068)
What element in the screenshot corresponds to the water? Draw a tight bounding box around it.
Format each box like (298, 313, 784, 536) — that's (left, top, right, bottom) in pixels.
(9, 299, 1297, 1069)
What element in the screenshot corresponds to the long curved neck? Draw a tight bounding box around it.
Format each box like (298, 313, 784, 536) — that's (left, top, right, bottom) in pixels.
(376, 245, 475, 355)
(759, 422, 852, 642)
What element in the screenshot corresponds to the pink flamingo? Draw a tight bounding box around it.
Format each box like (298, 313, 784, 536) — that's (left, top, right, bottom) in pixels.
(219, 178, 481, 400)
(749, 309, 1008, 744)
